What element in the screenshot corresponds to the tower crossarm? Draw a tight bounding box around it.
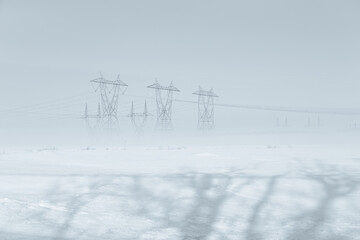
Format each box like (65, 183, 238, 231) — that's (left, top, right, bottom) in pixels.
(147, 82, 180, 92)
(192, 89, 218, 97)
(91, 78, 128, 87)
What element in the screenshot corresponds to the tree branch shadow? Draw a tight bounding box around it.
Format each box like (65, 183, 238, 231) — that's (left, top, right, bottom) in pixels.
(4, 162, 359, 240)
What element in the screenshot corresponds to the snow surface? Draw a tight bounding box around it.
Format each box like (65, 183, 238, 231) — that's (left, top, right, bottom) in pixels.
(0, 143, 359, 239)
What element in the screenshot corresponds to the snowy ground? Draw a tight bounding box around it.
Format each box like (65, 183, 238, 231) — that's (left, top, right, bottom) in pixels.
(0, 140, 360, 239)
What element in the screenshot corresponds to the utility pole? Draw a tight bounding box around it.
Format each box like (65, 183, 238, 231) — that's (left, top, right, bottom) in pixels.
(126, 101, 151, 134)
(193, 86, 218, 130)
(147, 81, 180, 131)
(90, 73, 128, 130)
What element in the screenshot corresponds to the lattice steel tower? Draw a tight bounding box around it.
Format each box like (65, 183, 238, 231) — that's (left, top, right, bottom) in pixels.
(91, 73, 128, 130)
(147, 81, 180, 131)
(126, 101, 151, 134)
(193, 86, 218, 130)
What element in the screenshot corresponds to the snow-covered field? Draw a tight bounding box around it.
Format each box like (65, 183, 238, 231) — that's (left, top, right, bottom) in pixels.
(0, 139, 359, 239)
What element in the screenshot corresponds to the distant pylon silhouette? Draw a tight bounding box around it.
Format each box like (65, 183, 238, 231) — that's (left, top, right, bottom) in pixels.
(306, 114, 320, 128)
(82, 102, 101, 131)
(276, 116, 288, 128)
(126, 101, 151, 134)
(147, 81, 180, 131)
(193, 86, 218, 130)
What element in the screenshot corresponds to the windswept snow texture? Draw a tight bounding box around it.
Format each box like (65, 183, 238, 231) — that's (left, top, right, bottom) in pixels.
(0, 145, 359, 240)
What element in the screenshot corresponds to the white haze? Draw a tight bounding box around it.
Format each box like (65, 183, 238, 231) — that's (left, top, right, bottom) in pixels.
(0, 0, 360, 147)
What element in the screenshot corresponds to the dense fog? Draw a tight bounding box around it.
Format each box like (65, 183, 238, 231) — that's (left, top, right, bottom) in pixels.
(1, 0, 360, 148)
(1, 1, 360, 240)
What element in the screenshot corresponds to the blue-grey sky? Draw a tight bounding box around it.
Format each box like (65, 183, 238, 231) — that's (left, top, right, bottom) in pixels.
(0, 0, 359, 133)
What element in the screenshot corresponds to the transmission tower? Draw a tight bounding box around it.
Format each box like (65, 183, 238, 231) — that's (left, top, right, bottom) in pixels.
(193, 86, 218, 130)
(126, 101, 151, 134)
(90, 73, 128, 130)
(147, 81, 180, 131)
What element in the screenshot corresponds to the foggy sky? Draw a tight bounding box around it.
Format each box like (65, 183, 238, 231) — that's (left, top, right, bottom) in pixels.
(0, 0, 360, 133)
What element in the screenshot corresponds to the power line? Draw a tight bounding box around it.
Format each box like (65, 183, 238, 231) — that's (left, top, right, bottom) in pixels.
(173, 99, 360, 116)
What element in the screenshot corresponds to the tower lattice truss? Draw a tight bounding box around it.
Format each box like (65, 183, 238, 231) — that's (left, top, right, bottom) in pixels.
(193, 86, 218, 130)
(147, 81, 180, 131)
(85, 73, 128, 130)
